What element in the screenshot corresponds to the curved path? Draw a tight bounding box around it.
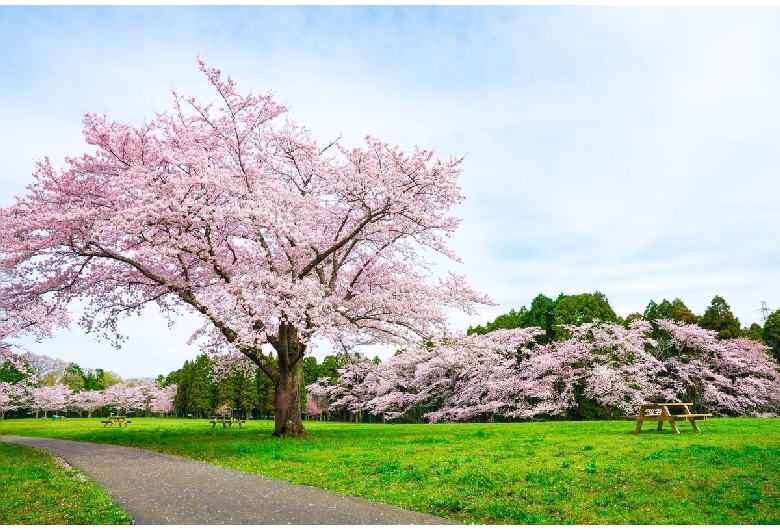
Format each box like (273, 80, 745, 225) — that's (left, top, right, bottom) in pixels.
(2, 435, 458, 525)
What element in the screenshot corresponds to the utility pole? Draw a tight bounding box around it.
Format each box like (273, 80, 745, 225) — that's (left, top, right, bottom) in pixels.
(760, 301, 771, 322)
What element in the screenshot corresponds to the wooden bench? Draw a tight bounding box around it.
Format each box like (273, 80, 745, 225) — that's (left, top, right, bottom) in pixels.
(624, 403, 712, 434)
(209, 416, 246, 429)
(100, 415, 131, 427)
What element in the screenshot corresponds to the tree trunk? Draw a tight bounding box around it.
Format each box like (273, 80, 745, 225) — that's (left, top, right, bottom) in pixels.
(273, 361, 307, 437)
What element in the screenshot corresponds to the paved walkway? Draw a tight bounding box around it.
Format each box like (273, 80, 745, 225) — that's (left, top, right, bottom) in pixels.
(2, 436, 459, 525)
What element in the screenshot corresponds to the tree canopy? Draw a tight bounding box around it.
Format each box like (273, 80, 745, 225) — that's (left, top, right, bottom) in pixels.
(699, 295, 742, 339)
(467, 291, 619, 342)
(311, 319, 780, 422)
(643, 298, 698, 324)
(764, 310, 780, 361)
(0, 59, 487, 436)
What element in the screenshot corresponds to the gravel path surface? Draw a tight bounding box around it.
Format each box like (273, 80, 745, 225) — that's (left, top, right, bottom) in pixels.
(2, 435, 459, 525)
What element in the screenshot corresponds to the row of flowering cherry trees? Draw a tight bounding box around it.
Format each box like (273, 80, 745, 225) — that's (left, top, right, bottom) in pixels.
(1, 376, 176, 419)
(1, 303, 176, 419)
(0, 354, 176, 419)
(307, 319, 780, 422)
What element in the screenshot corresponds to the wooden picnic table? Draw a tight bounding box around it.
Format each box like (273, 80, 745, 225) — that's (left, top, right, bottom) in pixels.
(209, 416, 246, 429)
(623, 403, 712, 434)
(100, 415, 131, 427)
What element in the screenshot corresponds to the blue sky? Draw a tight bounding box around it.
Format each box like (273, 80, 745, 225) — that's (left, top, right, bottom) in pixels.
(2, 6, 778, 378)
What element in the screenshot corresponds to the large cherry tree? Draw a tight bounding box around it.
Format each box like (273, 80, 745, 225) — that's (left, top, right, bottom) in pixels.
(0, 60, 487, 436)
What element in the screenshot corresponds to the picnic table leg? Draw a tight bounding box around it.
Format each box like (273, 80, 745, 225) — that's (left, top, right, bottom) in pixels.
(635, 420, 643, 433)
(656, 421, 664, 431)
(682, 405, 701, 432)
(669, 420, 680, 434)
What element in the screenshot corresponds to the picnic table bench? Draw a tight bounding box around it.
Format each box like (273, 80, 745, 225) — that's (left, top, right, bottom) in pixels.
(209, 416, 246, 429)
(624, 403, 712, 434)
(100, 415, 131, 427)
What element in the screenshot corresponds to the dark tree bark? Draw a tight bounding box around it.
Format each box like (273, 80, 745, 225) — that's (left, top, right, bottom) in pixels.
(273, 361, 306, 437)
(261, 321, 308, 438)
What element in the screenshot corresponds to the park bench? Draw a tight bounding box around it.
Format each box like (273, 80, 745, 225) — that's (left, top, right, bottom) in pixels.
(209, 416, 246, 429)
(100, 415, 131, 427)
(624, 403, 712, 434)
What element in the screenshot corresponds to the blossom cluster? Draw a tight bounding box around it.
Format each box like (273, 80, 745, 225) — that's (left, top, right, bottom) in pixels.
(0, 379, 176, 419)
(308, 320, 780, 421)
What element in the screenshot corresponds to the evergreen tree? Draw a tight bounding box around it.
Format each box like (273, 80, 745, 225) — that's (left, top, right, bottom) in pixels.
(467, 292, 619, 343)
(763, 310, 780, 362)
(524, 294, 557, 343)
(699, 295, 742, 339)
(185, 354, 214, 418)
(553, 292, 619, 328)
(744, 323, 765, 343)
(300, 356, 320, 409)
(256, 367, 275, 419)
(467, 308, 527, 336)
(650, 298, 699, 324)
(214, 372, 235, 413)
(319, 355, 342, 383)
(172, 361, 191, 416)
(234, 370, 259, 418)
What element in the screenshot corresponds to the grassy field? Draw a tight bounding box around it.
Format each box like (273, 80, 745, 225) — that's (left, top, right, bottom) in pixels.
(2, 416, 780, 524)
(0, 439, 132, 524)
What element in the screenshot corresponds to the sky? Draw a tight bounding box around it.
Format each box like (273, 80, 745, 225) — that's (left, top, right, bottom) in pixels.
(1, 6, 778, 379)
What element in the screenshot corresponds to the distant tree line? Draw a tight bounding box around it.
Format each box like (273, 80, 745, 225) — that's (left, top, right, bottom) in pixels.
(163, 353, 352, 419)
(310, 322, 780, 423)
(0, 355, 175, 419)
(468, 292, 780, 362)
(305, 292, 780, 423)
(165, 292, 780, 422)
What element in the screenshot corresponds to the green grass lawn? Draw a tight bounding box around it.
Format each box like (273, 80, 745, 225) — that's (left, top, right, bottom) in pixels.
(2, 416, 780, 524)
(0, 440, 132, 524)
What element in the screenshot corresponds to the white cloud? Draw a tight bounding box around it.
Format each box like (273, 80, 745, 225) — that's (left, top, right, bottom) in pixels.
(2, 6, 778, 376)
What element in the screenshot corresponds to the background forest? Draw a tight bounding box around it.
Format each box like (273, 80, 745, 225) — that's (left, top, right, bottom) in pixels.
(5, 291, 777, 423)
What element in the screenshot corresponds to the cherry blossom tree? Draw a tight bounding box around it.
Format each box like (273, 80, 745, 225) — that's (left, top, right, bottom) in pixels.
(150, 383, 177, 417)
(68, 389, 107, 418)
(29, 384, 71, 418)
(0, 381, 32, 419)
(653, 319, 780, 415)
(556, 320, 664, 419)
(102, 383, 140, 415)
(129, 379, 169, 416)
(0, 59, 487, 436)
(311, 320, 780, 422)
(309, 328, 547, 422)
(0, 306, 59, 419)
(304, 398, 322, 420)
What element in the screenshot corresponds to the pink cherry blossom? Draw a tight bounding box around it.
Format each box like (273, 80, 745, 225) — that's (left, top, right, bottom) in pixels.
(68, 389, 107, 418)
(310, 320, 780, 421)
(0, 381, 32, 419)
(29, 384, 71, 418)
(0, 59, 486, 436)
(150, 384, 177, 416)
